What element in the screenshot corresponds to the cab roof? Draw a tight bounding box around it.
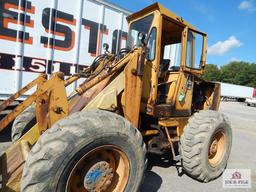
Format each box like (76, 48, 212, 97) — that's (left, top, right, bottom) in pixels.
(127, 3, 199, 32)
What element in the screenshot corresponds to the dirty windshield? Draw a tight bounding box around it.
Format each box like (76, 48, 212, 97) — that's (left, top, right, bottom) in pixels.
(127, 14, 154, 49)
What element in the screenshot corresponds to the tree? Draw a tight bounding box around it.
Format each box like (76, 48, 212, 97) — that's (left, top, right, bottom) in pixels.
(219, 62, 242, 84)
(202, 62, 256, 87)
(246, 64, 256, 87)
(202, 64, 220, 81)
(219, 62, 256, 87)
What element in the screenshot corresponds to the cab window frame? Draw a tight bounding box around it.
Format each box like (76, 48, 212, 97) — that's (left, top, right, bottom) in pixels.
(185, 28, 206, 71)
(146, 27, 157, 61)
(127, 14, 155, 50)
(161, 17, 187, 69)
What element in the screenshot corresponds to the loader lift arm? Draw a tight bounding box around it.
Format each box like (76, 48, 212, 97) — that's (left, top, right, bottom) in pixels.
(0, 48, 139, 135)
(0, 48, 145, 191)
(0, 73, 71, 133)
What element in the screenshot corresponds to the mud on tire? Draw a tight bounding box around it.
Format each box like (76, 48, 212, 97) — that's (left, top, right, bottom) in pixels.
(21, 110, 147, 192)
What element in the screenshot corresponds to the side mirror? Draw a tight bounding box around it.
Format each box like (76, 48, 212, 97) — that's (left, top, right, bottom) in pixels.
(103, 43, 109, 53)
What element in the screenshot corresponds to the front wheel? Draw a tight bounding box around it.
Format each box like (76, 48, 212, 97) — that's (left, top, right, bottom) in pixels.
(180, 110, 232, 182)
(21, 110, 146, 192)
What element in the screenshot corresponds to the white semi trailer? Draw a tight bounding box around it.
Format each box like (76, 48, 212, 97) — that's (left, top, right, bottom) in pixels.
(220, 82, 254, 102)
(0, 0, 133, 100)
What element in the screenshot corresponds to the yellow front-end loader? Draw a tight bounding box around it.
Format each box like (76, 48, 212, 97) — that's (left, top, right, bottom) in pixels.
(0, 3, 232, 192)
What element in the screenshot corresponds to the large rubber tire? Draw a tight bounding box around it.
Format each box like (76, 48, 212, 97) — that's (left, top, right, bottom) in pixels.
(11, 105, 36, 142)
(180, 110, 232, 182)
(21, 110, 147, 192)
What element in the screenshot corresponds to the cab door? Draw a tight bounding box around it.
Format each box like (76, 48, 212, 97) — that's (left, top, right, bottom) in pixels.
(173, 27, 207, 116)
(182, 28, 207, 75)
(154, 22, 195, 117)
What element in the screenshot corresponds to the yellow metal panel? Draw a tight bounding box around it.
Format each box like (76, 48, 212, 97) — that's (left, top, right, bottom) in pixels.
(149, 11, 162, 105)
(141, 61, 153, 105)
(47, 75, 69, 128)
(127, 3, 199, 31)
(159, 117, 189, 137)
(175, 72, 193, 111)
(124, 50, 144, 128)
(159, 119, 179, 127)
(83, 72, 125, 110)
(165, 72, 179, 104)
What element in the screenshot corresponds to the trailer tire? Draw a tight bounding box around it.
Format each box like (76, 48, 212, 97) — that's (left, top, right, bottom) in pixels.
(237, 98, 245, 102)
(21, 110, 147, 192)
(11, 105, 36, 142)
(180, 110, 232, 182)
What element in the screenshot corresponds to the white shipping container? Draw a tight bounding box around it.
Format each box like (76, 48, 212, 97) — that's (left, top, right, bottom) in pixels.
(220, 82, 254, 99)
(0, 0, 132, 100)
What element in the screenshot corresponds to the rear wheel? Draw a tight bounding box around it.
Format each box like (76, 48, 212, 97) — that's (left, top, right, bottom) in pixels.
(21, 110, 146, 192)
(180, 110, 232, 182)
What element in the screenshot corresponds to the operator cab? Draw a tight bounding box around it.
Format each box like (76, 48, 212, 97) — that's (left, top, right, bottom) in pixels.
(127, 3, 207, 117)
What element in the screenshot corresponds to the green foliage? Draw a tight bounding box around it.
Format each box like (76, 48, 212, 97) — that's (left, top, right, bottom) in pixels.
(202, 64, 220, 81)
(202, 62, 256, 87)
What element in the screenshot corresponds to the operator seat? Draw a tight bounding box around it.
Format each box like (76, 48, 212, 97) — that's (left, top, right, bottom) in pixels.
(159, 59, 171, 74)
(155, 60, 184, 117)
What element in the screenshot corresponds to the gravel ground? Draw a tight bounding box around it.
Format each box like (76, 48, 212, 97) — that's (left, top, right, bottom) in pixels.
(0, 102, 255, 191)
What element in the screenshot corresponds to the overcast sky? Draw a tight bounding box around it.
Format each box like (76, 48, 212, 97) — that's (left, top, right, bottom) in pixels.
(107, 0, 256, 66)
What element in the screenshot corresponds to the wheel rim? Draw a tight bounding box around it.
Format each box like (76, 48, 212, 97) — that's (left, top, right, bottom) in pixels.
(65, 145, 129, 192)
(208, 129, 227, 167)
